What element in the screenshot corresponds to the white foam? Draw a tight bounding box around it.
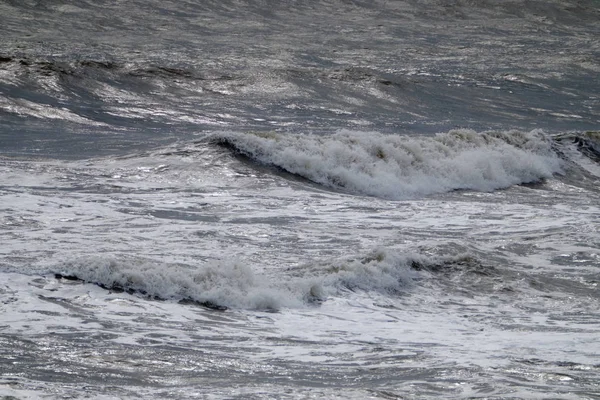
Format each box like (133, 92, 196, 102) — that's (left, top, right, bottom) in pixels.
(214, 129, 563, 199)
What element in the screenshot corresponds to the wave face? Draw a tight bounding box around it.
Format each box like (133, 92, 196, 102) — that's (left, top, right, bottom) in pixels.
(215, 129, 563, 199)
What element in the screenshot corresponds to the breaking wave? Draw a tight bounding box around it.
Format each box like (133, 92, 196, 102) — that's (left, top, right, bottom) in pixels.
(50, 249, 483, 311)
(214, 129, 563, 199)
(53, 257, 312, 311)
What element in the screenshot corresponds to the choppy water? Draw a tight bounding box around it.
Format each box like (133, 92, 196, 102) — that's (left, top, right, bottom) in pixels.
(1, 1, 599, 399)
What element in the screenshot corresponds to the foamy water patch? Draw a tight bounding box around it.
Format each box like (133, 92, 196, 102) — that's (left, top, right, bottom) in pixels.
(214, 129, 563, 199)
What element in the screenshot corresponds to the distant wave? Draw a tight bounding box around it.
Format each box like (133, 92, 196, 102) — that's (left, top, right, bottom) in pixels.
(214, 129, 563, 199)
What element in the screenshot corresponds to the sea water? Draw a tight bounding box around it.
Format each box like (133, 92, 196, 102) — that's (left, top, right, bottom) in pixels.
(1, 1, 599, 398)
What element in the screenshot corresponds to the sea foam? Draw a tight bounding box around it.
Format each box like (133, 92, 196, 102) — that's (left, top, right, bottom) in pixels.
(214, 129, 563, 199)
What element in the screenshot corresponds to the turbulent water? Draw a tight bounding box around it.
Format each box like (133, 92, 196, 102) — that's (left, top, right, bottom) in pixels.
(1, 1, 600, 399)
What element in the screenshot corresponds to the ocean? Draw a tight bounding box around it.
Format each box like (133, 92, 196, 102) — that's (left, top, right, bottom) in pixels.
(1, 0, 599, 398)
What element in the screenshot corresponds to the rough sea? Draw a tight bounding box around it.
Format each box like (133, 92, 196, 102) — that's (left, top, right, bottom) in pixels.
(1, 1, 599, 399)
